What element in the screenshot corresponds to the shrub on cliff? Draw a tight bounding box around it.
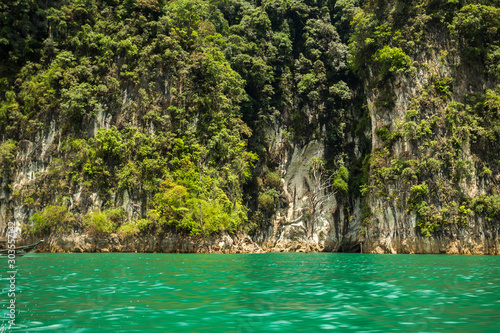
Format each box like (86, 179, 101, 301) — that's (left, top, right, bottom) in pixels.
(149, 176, 248, 236)
(0, 139, 17, 178)
(29, 205, 75, 236)
(472, 195, 500, 223)
(83, 209, 125, 236)
(117, 222, 140, 237)
(258, 192, 276, 215)
(372, 46, 411, 77)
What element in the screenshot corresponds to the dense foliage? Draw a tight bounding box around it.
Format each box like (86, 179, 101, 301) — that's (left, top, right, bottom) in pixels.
(351, 0, 500, 236)
(1, 0, 260, 235)
(0, 0, 358, 236)
(1, 0, 499, 239)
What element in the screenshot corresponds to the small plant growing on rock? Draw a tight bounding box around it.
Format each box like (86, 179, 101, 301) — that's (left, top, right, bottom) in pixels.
(29, 205, 75, 236)
(117, 222, 140, 236)
(83, 210, 118, 236)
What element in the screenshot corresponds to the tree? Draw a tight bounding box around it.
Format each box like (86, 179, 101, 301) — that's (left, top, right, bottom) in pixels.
(29, 205, 75, 236)
(303, 157, 348, 252)
(303, 158, 330, 252)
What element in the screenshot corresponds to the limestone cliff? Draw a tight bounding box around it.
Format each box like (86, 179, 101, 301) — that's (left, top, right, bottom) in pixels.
(1, 0, 499, 254)
(349, 0, 500, 254)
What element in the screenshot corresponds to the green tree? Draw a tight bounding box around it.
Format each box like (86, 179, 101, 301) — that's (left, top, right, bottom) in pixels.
(29, 205, 75, 236)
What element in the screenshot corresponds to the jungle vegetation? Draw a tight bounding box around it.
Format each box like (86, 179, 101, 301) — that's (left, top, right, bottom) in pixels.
(0, 0, 499, 238)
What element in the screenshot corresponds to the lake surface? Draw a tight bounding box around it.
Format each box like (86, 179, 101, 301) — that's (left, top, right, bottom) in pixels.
(1, 253, 499, 332)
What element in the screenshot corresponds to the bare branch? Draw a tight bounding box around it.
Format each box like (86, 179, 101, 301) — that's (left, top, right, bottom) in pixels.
(282, 213, 305, 225)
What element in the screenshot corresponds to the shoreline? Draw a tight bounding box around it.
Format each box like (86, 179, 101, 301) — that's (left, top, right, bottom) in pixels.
(12, 231, 500, 255)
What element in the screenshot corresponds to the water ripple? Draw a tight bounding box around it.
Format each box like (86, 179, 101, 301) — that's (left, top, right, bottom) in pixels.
(1, 253, 499, 332)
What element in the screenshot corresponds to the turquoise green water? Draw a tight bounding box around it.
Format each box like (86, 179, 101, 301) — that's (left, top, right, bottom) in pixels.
(1, 253, 499, 332)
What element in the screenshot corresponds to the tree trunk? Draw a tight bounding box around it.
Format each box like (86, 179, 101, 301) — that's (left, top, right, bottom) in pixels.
(198, 158, 204, 230)
(306, 204, 315, 253)
(305, 234, 310, 253)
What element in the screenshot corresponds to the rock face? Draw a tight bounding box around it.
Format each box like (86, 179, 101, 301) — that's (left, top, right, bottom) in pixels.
(363, 234, 500, 255)
(252, 134, 363, 253)
(2, 1, 499, 255)
(351, 4, 500, 254)
(24, 232, 265, 254)
(5, 56, 500, 255)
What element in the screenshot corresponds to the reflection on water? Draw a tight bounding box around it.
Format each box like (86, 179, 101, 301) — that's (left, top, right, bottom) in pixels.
(1, 253, 499, 332)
